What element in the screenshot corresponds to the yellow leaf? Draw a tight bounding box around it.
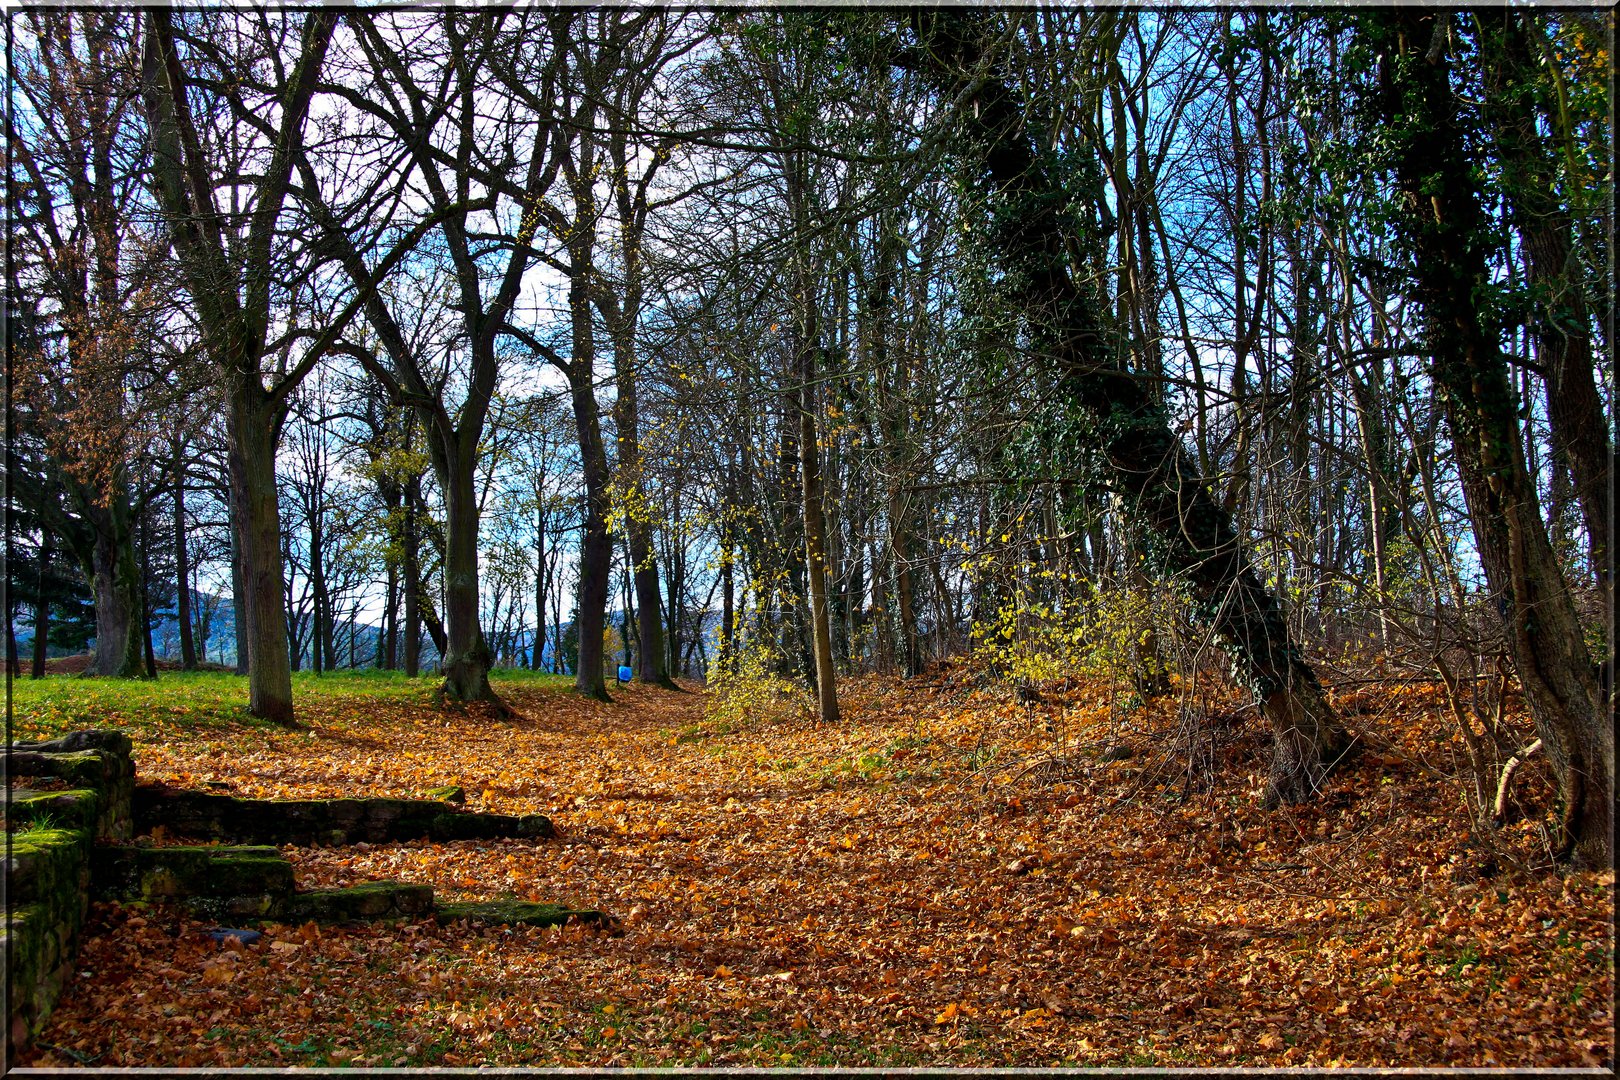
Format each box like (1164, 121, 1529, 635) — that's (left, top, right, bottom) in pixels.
(200, 964, 236, 986)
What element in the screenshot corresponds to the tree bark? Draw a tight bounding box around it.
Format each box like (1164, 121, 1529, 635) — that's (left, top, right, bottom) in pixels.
(79, 486, 146, 679)
(616, 377, 678, 689)
(1371, 10, 1611, 866)
(32, 534, 53, 679)
(139, 508, 156, 679)
(531, 498, 547, 670)
(173, 441, 198, 670)
(889, 488, 923, 679)
(381, 553, 398, 670)
(568, 280, 614, 703)
(228, 393, 295, 724)
(229, 495, 249, 676)
(719, 502, 737, 673)
(141, 8, 338, 723)
(309, 502, 325, 677)
(799, 342, 842, 724)
(438, 459, 500, 707)
(912, 11, 1346, 804)
(1480, 11, 1612, 612)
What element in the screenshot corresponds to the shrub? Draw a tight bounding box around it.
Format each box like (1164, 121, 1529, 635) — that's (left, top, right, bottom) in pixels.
(704, 636, 810, 728)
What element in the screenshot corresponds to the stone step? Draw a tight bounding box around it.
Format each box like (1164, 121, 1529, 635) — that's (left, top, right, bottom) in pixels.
(434, 900, 612, 929)
(134, 785, 554, 846)
(5, 828, 89, 908)
(91, 845, 296, 903)
(6, 789, 102, 835)
(288, 882, 435, 921)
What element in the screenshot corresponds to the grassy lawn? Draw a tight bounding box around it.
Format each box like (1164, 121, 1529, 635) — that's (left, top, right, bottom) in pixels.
(8, 667, 574, 741)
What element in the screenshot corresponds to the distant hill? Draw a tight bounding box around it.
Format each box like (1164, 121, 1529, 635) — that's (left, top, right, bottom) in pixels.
(16, 588, 721, 677)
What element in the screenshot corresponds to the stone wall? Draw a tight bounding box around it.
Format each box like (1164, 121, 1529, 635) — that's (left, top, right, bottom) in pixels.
(6, 729, 590, 1061)
(133, 785, 553, 846)
(4, 731, 134, 1058)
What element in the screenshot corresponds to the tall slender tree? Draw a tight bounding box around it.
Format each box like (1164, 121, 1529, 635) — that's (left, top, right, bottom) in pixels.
(910, 10, 1348, 804)
(1364, 10, 1611, 866)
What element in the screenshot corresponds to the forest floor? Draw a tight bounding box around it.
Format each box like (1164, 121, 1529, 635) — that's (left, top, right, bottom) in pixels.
(11, 668, 1614, 1068)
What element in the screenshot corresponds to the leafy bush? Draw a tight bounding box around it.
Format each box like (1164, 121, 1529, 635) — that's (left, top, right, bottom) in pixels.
(704, 636, 810, 728)
(970, 567, 1184, 694)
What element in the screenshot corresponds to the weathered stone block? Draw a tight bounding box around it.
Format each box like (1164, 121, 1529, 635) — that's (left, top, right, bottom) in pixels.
(4, 829, 88, 907)
(10, 729, 134, 760)
(133, 785, 555, 845)
(7, 732, 135, 841)
(288, 881, 435, 921)
(90, 845, 294, 902)
(433, 899, 610, 928)
(7, 789, 101, 834)
(2, 828, 92, 1060)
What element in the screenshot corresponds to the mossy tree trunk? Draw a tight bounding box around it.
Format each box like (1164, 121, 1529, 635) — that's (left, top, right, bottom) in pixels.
(1478, 11, 1612, 614)
(1368, 10, 1611, 866)
(911, 11, 1346, 804)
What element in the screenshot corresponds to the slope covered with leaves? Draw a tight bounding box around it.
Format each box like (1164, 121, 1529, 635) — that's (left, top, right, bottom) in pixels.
(13, 670, 1613, 1068)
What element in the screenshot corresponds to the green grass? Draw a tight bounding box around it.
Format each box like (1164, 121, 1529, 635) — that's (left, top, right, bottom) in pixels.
(8, 668, 573, 740)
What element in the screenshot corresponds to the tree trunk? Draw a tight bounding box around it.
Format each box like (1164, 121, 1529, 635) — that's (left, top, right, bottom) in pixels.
(173, 443, 197, 671)
(720, 519, 736, 673)
(913, 11, 1346, 804)
(140, 7, 335, 716)
(612, 336, 678, 690)
(438, 458, 503, 709)
(531, 499, 547, 670)
(228, 391, 295, 725)
(32, 533, 52, 679)
(620, 560, 637, 670)
(421, 595, 447, 668)
(1481, 11, 1612, 612)
(403, 477, 422, 677)
(889, 488, 923, 679)
(568, 281, 614, 703)
(1373, 10, 1611, 866)
(80, 492, 146, 679)
(229, 495, 249, 676)
(382, 556, 398, 670)
(139, 502, 156, 679)
(798, 332, 841, 723)
(309, 512, 325, 677)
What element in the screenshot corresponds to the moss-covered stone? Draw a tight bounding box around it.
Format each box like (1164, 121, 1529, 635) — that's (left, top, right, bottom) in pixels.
(513, 813, 555, 839)
(5, 829, 89, 907)
(433, 899, 609, 928)
(289, 881, 435, 921)
(134, 786, 556, 845)
(7, 789, 101, 834)
(8, 750, 105, 790)
(2, 835, 93, 1057)
(11, 730, 133, 759)
(183, 893, 289, 921)
(8, 733, 135, 841)
(425, 785, 465, 804)
(90, 845, 294, 902)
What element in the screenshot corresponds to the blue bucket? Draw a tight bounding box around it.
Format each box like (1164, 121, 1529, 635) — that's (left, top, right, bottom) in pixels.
(617, 664, 633, 683)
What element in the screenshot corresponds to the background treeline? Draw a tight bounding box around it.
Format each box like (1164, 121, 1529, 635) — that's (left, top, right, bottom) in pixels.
(7, 10, 1610, 862)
